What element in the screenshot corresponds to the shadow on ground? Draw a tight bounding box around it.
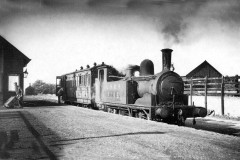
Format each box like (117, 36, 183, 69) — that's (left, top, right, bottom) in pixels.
(0, 111, 64, 159)
(51, 131, 165, 145)
(185, 118, 240, 137)
(22, 100, 59, 107)
(22, 95, 60, 107)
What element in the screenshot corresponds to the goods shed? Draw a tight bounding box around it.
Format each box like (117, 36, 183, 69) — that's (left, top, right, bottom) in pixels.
(0, 36, 31, 106)
(186, 60, 222, 78)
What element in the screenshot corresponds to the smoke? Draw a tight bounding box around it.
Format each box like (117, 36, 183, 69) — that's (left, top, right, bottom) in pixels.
(126, 64, 140, 71)
(124, 0, 240, 47)
(197, 0, 240, 27)
(154, 2, 199, 46)
(1, 0, 240, 46)
(155, 0, 240, 47)
(87, 0, 114, 7)
(120, 64, 140, 76)
(86, 0, 240, 47)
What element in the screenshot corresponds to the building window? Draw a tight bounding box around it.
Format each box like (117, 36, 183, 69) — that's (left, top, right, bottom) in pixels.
(8, 75, 19, 92)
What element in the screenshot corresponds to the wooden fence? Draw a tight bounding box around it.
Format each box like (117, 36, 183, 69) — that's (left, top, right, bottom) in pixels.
(183, 75, 240, 115)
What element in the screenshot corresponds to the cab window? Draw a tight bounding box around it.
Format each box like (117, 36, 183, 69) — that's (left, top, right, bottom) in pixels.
(99, 70, 104, 82)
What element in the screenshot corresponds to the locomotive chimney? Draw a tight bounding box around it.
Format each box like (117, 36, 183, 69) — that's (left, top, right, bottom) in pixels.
(161, 48, 172, 71)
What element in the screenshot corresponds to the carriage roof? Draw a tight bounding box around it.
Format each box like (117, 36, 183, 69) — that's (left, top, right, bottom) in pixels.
(59, 63, 111, 76)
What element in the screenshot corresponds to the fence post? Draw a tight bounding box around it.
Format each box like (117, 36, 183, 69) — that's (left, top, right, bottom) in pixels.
(190, 77, 193, 105)
(221, 76, 225, 115)
(205, 76, 208, 110)
(235, 75, 239, 96)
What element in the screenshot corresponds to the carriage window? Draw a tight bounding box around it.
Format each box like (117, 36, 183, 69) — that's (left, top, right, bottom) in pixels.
(83, 75, 85, 86)
(85, 74, 88, 85)
(72, 76, 74, 87)
(81, 75, 83, 85)
(88, 74, 90, 85)
(99, 70, 104, 82)
(87, 74, 90, 85)
(76, 76, 78, 86)
(79, 75, 81, 85)
(56, 78, 61, 86)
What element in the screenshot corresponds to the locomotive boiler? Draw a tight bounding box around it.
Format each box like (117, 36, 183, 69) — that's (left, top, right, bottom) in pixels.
(56, 48, 208, 125)
(128, 49, 207, 124)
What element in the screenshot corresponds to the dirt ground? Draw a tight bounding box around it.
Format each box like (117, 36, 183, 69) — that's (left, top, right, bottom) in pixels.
(0, 96, 240, 159)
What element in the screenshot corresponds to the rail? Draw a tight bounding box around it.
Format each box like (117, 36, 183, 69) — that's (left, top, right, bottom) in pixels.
(183, 75, 240, 115)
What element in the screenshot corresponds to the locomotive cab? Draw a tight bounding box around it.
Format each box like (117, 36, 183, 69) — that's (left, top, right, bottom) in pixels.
(98, 67, 107, 83)
(95, 65, 111, 103)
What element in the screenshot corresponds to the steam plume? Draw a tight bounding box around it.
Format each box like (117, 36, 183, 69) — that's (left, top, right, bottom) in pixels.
(1, 0, 240, 46)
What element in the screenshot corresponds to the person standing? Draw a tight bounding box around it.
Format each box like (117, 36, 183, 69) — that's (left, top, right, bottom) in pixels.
(14, 83, 23, 108)
(57, 87, 64, 104)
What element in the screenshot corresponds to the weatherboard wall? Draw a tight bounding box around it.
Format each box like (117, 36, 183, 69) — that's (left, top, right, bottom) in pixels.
(0, 52, 3, 105)
(0, 36, 30, 106)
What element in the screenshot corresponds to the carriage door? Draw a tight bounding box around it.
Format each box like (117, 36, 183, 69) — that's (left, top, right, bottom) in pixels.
(56, 76, 62, 96)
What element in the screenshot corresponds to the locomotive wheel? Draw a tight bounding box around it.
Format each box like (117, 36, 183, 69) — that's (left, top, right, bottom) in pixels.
(92, 103, 98, 110)
(87, 104, 92, 109)
(134, 112, 139, 118)
(177, 116, 185, 126)
(176, 109, 185, 126)
(107, 108, 114, 113)
(138, 112, 147, 119)
(162, 118, 175, 124)
(64, 101, 70, 105)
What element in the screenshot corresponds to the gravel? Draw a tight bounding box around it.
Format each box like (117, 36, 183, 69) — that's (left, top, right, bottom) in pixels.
(1, 104, 239, 160)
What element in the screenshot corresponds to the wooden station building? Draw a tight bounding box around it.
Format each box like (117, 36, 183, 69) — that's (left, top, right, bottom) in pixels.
(0, 36, 31, 106)
(186, 60, 222, 78)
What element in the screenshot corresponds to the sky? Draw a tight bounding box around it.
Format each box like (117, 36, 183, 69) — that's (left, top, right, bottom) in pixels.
(0, 0, 240, 88)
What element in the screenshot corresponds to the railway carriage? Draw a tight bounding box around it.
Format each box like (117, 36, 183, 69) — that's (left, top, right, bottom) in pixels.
(56, 64, 98, 107)
(56, 48, 208, 125)
(56, 63, 122, 107)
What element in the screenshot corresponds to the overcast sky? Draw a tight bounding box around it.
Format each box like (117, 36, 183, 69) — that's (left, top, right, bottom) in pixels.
(1, 0, 240, 87)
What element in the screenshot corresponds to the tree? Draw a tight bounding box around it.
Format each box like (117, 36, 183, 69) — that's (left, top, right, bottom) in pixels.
(25, 85, 36, 95)
(31, 80, 56, 94)
(32, 80, 46, 94)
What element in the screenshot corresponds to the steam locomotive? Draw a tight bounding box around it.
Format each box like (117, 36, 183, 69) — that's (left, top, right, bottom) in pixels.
(56, 48, 207, 125)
